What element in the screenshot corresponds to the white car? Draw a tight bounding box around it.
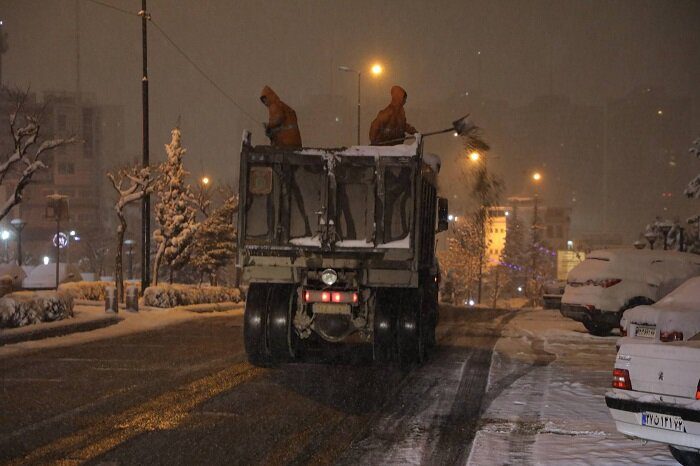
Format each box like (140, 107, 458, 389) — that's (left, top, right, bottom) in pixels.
(607, 339, 700, 465)
(621, 276, 700, 342)
(561, 249, 700, 336)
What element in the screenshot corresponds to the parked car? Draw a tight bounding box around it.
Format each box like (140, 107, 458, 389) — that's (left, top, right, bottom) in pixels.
(543, 279, 566, 310)
(561, 249, 700, 336)
(621, 276, 700, 342)
(606, 338, 700, 465)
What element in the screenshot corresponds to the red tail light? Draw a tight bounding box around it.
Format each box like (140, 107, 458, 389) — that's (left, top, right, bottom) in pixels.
(660, 331, 684, 342)
(612, 368, 632, 390)
(304, 289, 360, 305)
(696, 380, 700, 400)
(599, 278, 622, 288)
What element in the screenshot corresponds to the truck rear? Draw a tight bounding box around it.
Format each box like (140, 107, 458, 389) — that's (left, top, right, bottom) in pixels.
(237, 132, 448, 366)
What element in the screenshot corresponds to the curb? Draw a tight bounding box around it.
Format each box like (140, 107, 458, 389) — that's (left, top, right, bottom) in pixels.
(0, 314, 121, 346)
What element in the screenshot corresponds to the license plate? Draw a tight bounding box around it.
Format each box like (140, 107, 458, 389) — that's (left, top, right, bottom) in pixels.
(634, 325, 656, 338)
(313, 303, 350, 315)
(641, 411, 686, 432)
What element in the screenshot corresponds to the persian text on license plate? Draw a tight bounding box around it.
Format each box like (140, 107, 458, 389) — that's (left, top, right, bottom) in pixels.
(641, 411, 685, 432)
(634, 325, 656, 338)
(313, 303, 351, 315)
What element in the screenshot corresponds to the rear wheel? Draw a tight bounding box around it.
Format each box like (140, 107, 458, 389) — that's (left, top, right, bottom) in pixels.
(669, 446, 700, 466)
(582, 320, 613, 336)
(374, 289, 397, 363)
(397, 288, 425, 368)
(268, 284, 299, 363)
(244, 283, 272, 366)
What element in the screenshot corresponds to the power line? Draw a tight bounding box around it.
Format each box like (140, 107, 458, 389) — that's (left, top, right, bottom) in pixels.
(83, 0, 136, 17)
(81, 0, 260, 125)
(149, 19, 259, 124)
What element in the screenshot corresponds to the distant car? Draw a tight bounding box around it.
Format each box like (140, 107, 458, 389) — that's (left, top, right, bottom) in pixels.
(606, 339, 700, 465)
(543, 280, 565, 310)
(621, 276, 700, 343)
(561, 249, 700, 336)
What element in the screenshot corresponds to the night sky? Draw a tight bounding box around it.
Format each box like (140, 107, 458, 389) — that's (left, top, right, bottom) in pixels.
(2, 0, 699, 241)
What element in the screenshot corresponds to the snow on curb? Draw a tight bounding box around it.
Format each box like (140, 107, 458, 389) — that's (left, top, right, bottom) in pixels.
(0, 290, 74, 328)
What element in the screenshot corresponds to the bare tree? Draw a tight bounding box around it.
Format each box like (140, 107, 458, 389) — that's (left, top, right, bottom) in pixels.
(108, 165, 156, 302)
(0, 88, 78, 221)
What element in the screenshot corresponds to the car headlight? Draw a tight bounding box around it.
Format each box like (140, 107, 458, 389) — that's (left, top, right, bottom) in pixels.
(321, 268, 338, 286)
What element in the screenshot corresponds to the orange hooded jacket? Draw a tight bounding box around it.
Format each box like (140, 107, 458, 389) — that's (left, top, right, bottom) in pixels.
(369, 85, 416, 145)
(260, 86, 302, 148)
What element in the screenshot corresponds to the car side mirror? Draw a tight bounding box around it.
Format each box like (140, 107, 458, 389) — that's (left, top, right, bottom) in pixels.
(437, 197, 449, 232)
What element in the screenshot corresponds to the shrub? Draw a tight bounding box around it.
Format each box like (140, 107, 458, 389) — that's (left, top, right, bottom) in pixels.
(143, 284, 244, 308)
(0, 291, 74, 328)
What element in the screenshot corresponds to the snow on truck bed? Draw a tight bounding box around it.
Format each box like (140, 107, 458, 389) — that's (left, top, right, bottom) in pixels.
(298, 137, 441, 173)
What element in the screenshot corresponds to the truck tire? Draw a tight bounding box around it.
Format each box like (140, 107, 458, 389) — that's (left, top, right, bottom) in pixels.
(397, 288, 425, 368)
(374, 289, 397, 363)
(268, 284, 298, 363)
(244, 283, 272, 366)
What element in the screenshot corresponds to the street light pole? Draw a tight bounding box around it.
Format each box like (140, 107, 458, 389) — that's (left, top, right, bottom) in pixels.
(10, 219, 25, 266)
(139, 1, 151, 292)
(356, 71, 361, 145)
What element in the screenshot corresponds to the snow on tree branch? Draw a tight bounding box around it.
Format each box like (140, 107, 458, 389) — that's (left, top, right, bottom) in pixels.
(686, 137, 700, 198)
(0, 88, 80, 222)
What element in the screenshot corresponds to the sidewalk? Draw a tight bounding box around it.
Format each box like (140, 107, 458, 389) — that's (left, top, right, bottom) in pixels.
(467, 308, 676, 465)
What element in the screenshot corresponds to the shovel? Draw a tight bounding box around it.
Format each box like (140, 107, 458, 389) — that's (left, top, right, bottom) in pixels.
(374, 113, 478, 146)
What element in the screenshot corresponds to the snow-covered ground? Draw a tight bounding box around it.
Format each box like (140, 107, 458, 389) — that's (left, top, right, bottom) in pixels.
(0, 304, 243, 359)
(468, 308, 676, 465)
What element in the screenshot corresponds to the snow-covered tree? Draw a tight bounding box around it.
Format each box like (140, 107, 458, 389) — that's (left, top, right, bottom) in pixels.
(152, 128, 198, 285)
(0, 88, 78, 222)
(108, 165, 155, 301)
(438, 218, 483, 304)
(685, 137, 700, 198)
(500, 208, 527, 290)
(525, 204, 555, 306)
(191, 194, 238, 285)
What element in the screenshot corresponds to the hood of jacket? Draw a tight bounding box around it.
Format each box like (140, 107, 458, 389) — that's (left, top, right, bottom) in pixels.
(390, 85, 407, 106)
(261, 85, 281, 105)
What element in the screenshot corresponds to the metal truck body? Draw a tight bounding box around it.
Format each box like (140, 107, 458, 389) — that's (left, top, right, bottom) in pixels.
(238, 132, 447, 365)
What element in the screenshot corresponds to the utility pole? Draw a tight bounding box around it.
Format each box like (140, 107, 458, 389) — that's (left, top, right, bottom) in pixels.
(139, 1, 151, 292)
(0, 19, 8, 87)
(356, 71, 361, 145)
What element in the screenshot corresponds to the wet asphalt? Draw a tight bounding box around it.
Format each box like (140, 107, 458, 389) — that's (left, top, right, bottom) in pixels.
(0, 306, 516, 465)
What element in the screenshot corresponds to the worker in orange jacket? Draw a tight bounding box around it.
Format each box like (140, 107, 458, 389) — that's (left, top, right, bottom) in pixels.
(369, 85, 417, 145)
(260, 86, 302, 148)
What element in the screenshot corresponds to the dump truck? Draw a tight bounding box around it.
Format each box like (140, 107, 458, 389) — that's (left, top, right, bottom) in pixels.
(238, 131, 449, 366)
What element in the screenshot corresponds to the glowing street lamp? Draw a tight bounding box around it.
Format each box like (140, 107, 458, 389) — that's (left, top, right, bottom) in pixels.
(201, 176, 210, 186)
(469, 151, 481, 162)
(371, 63, 383, 76)
(532, 172, 542, 182)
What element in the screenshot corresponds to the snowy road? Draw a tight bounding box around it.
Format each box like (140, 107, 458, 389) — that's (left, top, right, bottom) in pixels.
(0, 306, 677, 464)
